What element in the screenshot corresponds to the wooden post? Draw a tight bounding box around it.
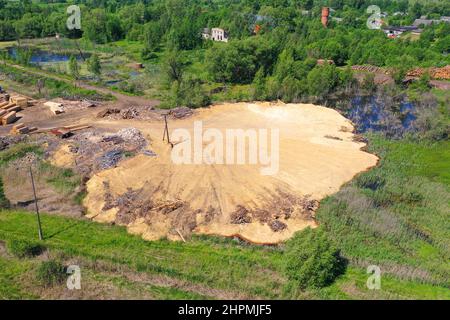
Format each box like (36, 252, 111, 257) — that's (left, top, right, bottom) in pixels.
(29, 167, 43, 240)
(162, 114, 171, 144)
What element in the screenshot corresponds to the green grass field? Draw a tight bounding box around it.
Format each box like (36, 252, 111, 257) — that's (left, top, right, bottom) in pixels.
(1, 208, 449, 300)
(0, 134, 449, 299)
(318, 135, 450, 288)
(0, 63, 113, 101)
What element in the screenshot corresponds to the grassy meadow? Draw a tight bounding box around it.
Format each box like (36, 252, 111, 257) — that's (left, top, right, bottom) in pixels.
(0, 134, 448, 300)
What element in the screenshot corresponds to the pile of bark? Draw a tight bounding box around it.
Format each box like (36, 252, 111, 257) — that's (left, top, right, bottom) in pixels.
(169, 107, 193, 119)
(97, 108, 120, 118)
(102, 183, 196, 238)
(227, 193, 318, 232)
(43, 127, 148, 176)
(230, 205, 252, 224)
(352, 65, 389, 74)
(97, 106, 160, 121)
(0, 135, 25, 151)
(406, 65, 450, 80)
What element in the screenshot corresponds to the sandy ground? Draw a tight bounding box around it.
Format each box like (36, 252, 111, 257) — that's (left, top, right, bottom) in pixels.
(83, 102, 379, 244)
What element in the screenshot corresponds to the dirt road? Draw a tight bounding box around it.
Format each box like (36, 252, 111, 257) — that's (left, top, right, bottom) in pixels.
(0, 63, 159, 134)
(7, 63, 159, 107)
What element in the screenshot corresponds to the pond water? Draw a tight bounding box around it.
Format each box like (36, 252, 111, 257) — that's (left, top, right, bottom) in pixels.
(7, 47, 88, 65)
(346, 96, 417, 135)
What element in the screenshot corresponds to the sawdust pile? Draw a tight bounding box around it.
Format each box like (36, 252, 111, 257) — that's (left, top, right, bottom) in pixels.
(84, 102, 378, 244)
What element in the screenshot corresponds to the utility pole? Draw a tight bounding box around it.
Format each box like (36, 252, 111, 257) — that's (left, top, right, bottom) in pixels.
(29, 167, 43, 240)
(162, 114, 171, 145)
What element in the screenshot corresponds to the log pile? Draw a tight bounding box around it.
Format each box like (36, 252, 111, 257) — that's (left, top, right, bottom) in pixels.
(33, 124, 91, 135)
(431, 65, 450, 80)
(351, 65, 389, 75)
(2, 111, 17, 125)
(0, 94, 29, 126)
(10, 95, 28, 108)
(9, 123, 38, 135)
(406, 65, 450, 80)
(0, 103, 19, 125)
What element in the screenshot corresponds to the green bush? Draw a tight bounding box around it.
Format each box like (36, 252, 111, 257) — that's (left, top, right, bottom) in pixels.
(283, 228, 345, 289)
(356, 173, 385, 191)
(36, 260, 66, 287)
(7, 239, 45, 258)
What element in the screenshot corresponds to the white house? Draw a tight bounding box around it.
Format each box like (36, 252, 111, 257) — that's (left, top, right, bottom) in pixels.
(383, 26, 422, 38)
(202, 28, 228, 42)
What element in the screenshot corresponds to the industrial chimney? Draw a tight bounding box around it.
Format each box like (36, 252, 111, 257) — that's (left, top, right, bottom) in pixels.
(321, 7, 330, 28)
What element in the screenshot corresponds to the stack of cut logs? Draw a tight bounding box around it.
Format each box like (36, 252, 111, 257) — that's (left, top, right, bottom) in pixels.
(351, 65, 390, 75)
(0, 95, 29, 126)
(406, 65, 450, 80)
(10, 123, 37, 135)
(431, 65, 450, 80)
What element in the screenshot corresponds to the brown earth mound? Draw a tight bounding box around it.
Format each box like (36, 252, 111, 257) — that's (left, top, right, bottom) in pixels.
(84, 102, 378, 244)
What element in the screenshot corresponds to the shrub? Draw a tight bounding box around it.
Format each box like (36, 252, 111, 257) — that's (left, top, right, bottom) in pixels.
(36, 260, 66, 287)
(7, 239, 45, 258)
(283, 228, 345, 289)
(356, 173, 385, 190)
(166, 78, 211, 108)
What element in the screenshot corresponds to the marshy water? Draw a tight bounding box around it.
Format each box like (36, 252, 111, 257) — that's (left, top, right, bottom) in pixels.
(345, 96, 417, 137)
(7, 47, 88, 65)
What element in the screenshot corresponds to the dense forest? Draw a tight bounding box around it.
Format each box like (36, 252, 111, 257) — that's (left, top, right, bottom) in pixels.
(1, 1, 449, 64)
(0, 0, 449, 104)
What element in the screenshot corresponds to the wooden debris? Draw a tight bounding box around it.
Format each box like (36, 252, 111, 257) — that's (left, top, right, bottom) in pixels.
(1, 102, 15, 110)
(407, 65, 450, 80)
(351, 65, 389, 75)
(50, 128, 72, 139)
(2, 111, 17, 125)
(44, 101, 65, 115)
(10, 96, 28, 108)
(5, 105, 21, 113)
(17, 127, 30, 134)
(9, 123, 30, 134)
(175, 229, 186, 242)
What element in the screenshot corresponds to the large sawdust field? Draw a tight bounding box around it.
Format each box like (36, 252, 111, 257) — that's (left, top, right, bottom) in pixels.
(83, 102, 378, 244)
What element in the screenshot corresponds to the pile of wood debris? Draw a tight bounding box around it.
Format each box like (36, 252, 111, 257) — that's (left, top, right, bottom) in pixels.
(407, 65, 450, 80)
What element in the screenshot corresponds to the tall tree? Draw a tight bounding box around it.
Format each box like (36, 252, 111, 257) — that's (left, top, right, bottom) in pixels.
(252, 67, 266, 100)
(164, 50, 185, 85)
(87, 54, 101, 79)
(69, 55, 79, 80)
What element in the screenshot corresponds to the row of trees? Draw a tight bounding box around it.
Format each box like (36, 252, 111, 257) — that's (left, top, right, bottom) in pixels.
(2, 0, 449, 49)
